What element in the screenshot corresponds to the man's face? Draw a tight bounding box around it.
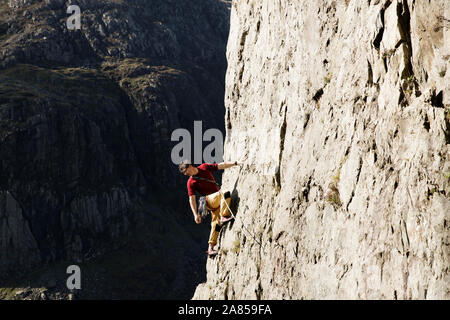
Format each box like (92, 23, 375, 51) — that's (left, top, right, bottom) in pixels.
(182, 165, 196, 176)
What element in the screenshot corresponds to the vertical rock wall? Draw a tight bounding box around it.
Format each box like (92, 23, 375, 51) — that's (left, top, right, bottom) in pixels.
(194, 0, 449, 299)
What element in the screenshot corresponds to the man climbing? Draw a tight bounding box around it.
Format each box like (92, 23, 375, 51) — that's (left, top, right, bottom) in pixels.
(179, 160, 239, 256)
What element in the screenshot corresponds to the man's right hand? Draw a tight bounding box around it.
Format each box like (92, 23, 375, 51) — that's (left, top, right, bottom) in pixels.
(189, 195, 200, 223)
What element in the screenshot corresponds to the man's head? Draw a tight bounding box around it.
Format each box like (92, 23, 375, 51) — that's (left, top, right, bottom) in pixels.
(178, 160, 196, 176)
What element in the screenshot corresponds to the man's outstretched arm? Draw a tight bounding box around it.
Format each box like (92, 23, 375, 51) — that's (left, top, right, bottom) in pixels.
(189, 195, 201, 224)
(217, 161, 239, 170)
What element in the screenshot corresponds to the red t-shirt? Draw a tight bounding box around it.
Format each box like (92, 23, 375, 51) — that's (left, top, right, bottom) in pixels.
(187, 163, 219, 196)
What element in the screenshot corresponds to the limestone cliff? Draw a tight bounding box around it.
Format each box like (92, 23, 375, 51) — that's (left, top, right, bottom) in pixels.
(194, 0, 449, 299)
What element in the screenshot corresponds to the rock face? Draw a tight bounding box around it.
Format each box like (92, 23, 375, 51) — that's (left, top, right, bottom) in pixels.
(0, 0, 231, 298)
(194, 0, 449, 299)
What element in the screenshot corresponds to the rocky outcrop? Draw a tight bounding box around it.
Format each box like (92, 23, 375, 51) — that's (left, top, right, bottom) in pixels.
(0, 0, 231, 297)
(0, 191, 40, 273)
(194, 0, 449, 299)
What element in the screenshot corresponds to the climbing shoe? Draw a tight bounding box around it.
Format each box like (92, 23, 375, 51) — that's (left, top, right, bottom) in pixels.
(220, 215, 234, 225)
(206, 248, 218, 257)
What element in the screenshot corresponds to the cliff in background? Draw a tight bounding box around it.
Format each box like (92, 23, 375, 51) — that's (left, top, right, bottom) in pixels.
(194, 0, 449, 299)
(0, 0, 231, 299)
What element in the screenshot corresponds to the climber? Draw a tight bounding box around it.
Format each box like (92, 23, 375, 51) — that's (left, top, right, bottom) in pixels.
(179, 159, 240, 256)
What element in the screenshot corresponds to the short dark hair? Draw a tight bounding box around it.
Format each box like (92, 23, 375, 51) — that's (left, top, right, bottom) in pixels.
(178, 159, 192, 172)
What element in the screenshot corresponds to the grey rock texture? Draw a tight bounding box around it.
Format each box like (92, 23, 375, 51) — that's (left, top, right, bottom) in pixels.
(0, 191, 40, 272)
(0, 0, 230, 298)
(194, 0, 449, 299)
